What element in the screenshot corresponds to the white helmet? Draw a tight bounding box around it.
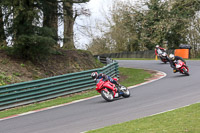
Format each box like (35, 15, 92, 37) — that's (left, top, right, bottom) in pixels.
(156, 45, 159, 48)
(169, 54, 175, 60)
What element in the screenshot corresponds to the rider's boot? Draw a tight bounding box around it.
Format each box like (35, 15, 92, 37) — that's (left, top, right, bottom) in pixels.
(117, 85, 123, 95)
(173, 69, 177, 73)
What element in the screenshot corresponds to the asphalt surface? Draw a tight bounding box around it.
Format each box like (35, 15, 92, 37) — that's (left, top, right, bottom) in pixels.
(0, 60, 200, 133)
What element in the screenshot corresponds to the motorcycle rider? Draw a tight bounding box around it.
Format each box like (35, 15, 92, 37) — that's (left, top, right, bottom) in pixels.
(155, 45, 169, 62)
(168, 54, 186, 73)
(91, 72, 121, 91)
(155, 45, 166, 56)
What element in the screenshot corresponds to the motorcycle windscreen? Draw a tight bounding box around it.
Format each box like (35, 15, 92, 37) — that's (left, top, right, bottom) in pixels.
(175, 60, 184, 68)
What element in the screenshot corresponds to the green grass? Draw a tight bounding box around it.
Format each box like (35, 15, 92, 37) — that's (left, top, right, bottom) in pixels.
(186, 58, 200, 60)
(0, 67, 152, 119)
(0, 72, 12, 86)
(119, 67, 151, 87)
(87, 103, 200, 133)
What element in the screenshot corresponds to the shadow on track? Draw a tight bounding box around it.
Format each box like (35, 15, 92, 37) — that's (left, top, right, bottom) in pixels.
(94, 96, 129, 104)
(171, 74, 190, 78)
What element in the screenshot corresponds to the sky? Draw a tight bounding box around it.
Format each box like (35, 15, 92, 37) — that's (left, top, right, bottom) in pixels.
(73, 0, 138, 49)
(73, 0, 113, 49)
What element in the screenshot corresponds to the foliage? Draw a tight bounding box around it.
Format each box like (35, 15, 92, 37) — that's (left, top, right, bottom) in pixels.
(0, 0, 90, 61)
(87, 0, 200, 55)
(86, 36, 113, 55)
(11, 28, 56, 61)
(186, 12, 200, 58)
(0, 0, 57, 61)
(0, 72, 11, 86)
(0, 6, 6, 46)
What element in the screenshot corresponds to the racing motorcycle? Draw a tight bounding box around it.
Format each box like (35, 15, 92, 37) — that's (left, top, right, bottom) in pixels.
(175, 60, 189, 76)
(158, 51, 169, 64)
(95, 78, 130, 102)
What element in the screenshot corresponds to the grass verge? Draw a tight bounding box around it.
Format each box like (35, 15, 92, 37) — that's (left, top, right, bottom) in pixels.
(0, 67, 152, 119)
(87, 102, 200, 133)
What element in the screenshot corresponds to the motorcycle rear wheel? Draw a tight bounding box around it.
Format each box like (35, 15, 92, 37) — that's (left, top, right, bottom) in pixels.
(101, 89, 114, 102)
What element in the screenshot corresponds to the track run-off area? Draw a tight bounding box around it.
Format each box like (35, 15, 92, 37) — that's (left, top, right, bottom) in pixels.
(0, 60, 200, 133)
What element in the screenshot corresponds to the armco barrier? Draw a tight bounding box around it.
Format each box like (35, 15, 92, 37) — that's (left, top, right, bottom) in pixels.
(0, 61, 119, 110)
(98, 50, 175, 59)
(96, 56, 114, 64)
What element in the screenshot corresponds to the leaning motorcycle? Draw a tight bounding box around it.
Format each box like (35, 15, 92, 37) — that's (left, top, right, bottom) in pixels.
(158, 52, 169, 64)
(95, 78, 130, 102)
(175, 60, 189, 76)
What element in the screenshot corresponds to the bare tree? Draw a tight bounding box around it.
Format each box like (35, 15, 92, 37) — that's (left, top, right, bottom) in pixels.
(187, 12, 200, 58)
(62, 0, 89, 49)
(63, 2, 75, 49)
(0, 7, 6, 46)
(86, 1, 142, 54)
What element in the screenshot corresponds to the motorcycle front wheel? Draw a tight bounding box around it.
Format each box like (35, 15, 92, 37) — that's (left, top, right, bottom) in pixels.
(121, 86, 130, 98)
(101, 89, 114, 102)
(183, 68, 189, 76)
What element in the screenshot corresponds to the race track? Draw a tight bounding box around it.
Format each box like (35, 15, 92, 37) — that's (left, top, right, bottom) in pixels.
(0, 60, 200, 133)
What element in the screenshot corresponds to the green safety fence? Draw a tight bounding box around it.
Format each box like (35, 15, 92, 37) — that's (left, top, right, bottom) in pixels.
(0, 61, 119, 110)
(99, 50, 175, 59)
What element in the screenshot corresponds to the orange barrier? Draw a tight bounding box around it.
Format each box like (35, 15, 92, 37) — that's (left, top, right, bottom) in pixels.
(174, 49, 189, 59)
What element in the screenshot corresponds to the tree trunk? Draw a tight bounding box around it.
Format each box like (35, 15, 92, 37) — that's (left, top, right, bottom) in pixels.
(0, 7, 6, 46)
(63, 2, 75, 49)
(43, 1, 58, 45)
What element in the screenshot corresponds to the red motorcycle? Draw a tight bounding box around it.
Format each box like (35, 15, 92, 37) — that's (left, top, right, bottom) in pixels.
(175, 60, 189, 76)
(96, 78, 130, 102)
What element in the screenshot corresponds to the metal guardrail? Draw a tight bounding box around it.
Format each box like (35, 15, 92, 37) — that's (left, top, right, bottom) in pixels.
(98, 50, 175, 59)
(95, 55, 114, 64)
(0, 61, 119, 110)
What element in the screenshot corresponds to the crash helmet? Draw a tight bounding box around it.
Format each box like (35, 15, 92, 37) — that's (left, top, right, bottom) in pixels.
(91, 72, 98, 80)
(169, 54, 175, 60)
(156, 45, 159, 48)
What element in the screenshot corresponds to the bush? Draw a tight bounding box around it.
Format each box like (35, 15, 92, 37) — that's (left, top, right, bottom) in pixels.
(10, 27, 56, 61)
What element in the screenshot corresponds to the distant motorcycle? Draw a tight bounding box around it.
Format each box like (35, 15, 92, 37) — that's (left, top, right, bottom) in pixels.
(175, 60, 189, 76)
(158, 52, 169, 64)
(95, 78, 130, 102)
